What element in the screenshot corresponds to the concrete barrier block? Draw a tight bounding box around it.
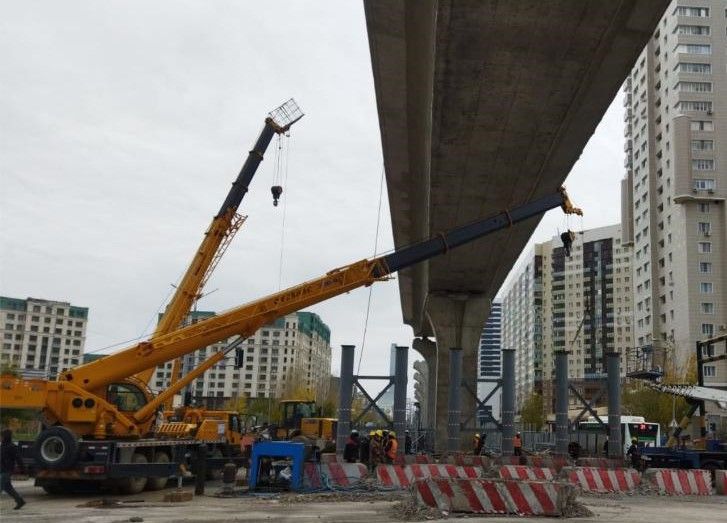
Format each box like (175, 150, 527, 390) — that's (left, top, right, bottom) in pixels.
(576, 457, 626, 469)
(376, 464, 482, 489)
(643, 468, 712, 495)
(562, 466, 640, 493)
(715, 470, 726, 496)
(303, 463, 368, 489)
(413, 478, 575, 516)
(498, 465, 555, 481)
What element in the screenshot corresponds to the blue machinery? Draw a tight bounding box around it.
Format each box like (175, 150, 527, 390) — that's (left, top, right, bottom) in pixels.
(248, 441, 305, 491)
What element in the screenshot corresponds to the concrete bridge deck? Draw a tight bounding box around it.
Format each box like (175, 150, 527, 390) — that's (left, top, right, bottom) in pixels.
(364, 0, 669, 450)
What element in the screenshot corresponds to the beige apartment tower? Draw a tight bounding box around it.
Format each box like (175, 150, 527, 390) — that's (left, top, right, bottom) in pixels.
(621, 0, 727, 387)
(502, 225, 633, 414)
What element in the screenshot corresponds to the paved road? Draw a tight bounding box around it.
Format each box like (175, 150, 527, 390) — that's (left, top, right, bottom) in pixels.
(1, 479, 726, 522)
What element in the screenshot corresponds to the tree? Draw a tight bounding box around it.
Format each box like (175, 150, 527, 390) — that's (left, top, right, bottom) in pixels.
(520, 392, 545, 431)
(621, 350, 696, 433)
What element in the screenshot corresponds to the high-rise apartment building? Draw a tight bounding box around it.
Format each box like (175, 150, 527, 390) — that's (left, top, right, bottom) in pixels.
(501, 225, 633, 413)
(477, 302, 502, 426)
(151, 310, 332, 403)
(621, 0, 727, 386)
(0, 296, 88, 378)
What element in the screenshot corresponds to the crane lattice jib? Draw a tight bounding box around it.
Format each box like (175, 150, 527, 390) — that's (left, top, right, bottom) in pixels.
(645, 382, 727, 410)
(63, 189, 577, 394)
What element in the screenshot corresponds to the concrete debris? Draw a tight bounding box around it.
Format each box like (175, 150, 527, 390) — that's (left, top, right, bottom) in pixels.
(77, 498, 145, 508)
(391, 499, 446, 520)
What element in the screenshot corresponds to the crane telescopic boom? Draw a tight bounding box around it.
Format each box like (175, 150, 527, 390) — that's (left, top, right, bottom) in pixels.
(135, 99, 303, 387)
(67, 188, 581, 393)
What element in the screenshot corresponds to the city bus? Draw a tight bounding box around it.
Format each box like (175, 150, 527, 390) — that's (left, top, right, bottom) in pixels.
(578, 415, 661, 454)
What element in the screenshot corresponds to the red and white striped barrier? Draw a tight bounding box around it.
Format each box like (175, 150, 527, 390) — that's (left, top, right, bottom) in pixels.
(376, 464, 481, 489)
(394, 454, 433, 465)
(562, 466, 640, 493)
(413, 478, 574, 516)
(576, 457, 625, 469)
(320, 453, 340, 464)
(303, 462, 368, 489)
(444, 454, 491, 468)
(716, 470, 726, 496)
(498, 465, 555, 481)
(644, 468, 713, 496)
(495, 455, 568, 471)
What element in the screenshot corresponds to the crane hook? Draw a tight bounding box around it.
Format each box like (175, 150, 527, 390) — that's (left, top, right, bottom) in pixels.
(271, 185, 283, 207)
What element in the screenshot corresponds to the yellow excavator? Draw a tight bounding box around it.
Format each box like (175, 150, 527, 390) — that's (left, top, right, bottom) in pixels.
(1, 129, 582, 494)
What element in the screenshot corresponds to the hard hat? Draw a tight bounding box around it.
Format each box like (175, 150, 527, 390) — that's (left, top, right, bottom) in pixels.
(475, 433, 480, 438)
(369, 430, 376, 437)
(376, 430, 383, 437)
(632, 437, 637, 443)
(351, 429, 359, 435)
(389, 431, 396, 438)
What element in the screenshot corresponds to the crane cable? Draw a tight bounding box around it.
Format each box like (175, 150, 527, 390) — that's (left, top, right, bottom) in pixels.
(356, 164, 386, 375)
(277, 131, 291, 290)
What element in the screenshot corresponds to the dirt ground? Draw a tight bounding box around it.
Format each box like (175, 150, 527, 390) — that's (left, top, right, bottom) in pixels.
(1, 479, 725, 523)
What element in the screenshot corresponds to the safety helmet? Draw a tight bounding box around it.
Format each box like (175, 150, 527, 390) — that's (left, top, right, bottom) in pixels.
(389, 432, 396, 438)
(475, 433, 480, 438)
(369, 430, 376, 437)
(376, 430, 383, 437)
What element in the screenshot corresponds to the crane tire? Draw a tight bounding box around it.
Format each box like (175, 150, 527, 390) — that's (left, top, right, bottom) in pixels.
(33, 426, 78, 470)
(117, 452, 148, 494)
(145, 451, 170, 491)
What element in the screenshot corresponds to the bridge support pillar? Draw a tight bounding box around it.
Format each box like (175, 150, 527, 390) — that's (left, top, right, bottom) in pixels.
(413, 337, 437, 435)
(426, 295, 487, 453)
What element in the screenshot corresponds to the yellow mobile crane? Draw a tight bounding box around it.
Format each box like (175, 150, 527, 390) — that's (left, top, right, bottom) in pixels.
(1, 178, 581, 493)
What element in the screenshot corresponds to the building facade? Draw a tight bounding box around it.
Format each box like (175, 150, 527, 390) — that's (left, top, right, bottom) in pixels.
(501, 225, 633, 413)
(621, 0, 727, 386)
(151, 310, 332, 403)
(477, 302, 502, 426)
(0, 296, 88, 378)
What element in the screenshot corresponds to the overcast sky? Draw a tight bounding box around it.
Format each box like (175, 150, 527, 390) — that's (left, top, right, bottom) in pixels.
(0, 1, 626, 394)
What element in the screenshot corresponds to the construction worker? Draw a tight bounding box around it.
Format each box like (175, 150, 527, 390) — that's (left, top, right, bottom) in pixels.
(627, 438, 641, 469)
(359, 432, 371, 466)
(513, 432, 523, 456)
(369, 430, 383, 470)
(343, 430, 360, 463)
(603, 437, 609, 456)
(0, 429, 26, 510)
(404, 430, 412, 455)
(474, 433, 486, 455)
(385, 432, 398, 463)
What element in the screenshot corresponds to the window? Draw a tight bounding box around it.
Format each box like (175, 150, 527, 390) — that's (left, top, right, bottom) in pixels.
(698, 242, 712, 253)
(675, 44, 711, 55)
(698, 203, 710, 213)
(692, 159, 714, 171)
(675, 25, 710, 35)
(703, 365, 716, 378)
(701, 323, 714, 336)
(691, 121, 714, 131)
(676, 62, 711, 74)
(697, 222, 711, 234)
(676, 81, 712, 92)
(701, 303, 715, 314)
(700, 282, 713, 294)
(678, 101, 713, 112)
(692, 140, 714, 151)
(693, 179, 716, 191)
(699, 262, 712, 273)
(674, 6, 709, 17)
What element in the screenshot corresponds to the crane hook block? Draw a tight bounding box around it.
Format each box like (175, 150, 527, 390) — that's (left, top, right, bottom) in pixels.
(271, 185, 283, 207)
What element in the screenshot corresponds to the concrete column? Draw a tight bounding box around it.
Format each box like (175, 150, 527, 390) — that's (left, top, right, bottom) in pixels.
(427, 295, 487, 453)
(501, 349, 516, 455)
(606, 352, 622, 459)
(336, 344, 355, 456)
(447, 347, 463, 453)
(413, 337, 437, 433)
(555, 351, 569, 456)
(393, 345, 409, 456)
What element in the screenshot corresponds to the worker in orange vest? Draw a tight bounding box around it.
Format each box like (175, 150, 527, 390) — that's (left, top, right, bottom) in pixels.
(385, 431, 399, 463)
(513, 432, 523, 456)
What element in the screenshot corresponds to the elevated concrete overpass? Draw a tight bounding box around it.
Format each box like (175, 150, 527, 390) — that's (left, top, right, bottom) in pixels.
(364, 0, 669, 450)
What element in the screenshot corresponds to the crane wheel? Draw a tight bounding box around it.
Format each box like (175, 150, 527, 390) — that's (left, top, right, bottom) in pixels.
(145, 451, 170, 491)
(117, 452, 148, 494)
(33, 426, 78, 469)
